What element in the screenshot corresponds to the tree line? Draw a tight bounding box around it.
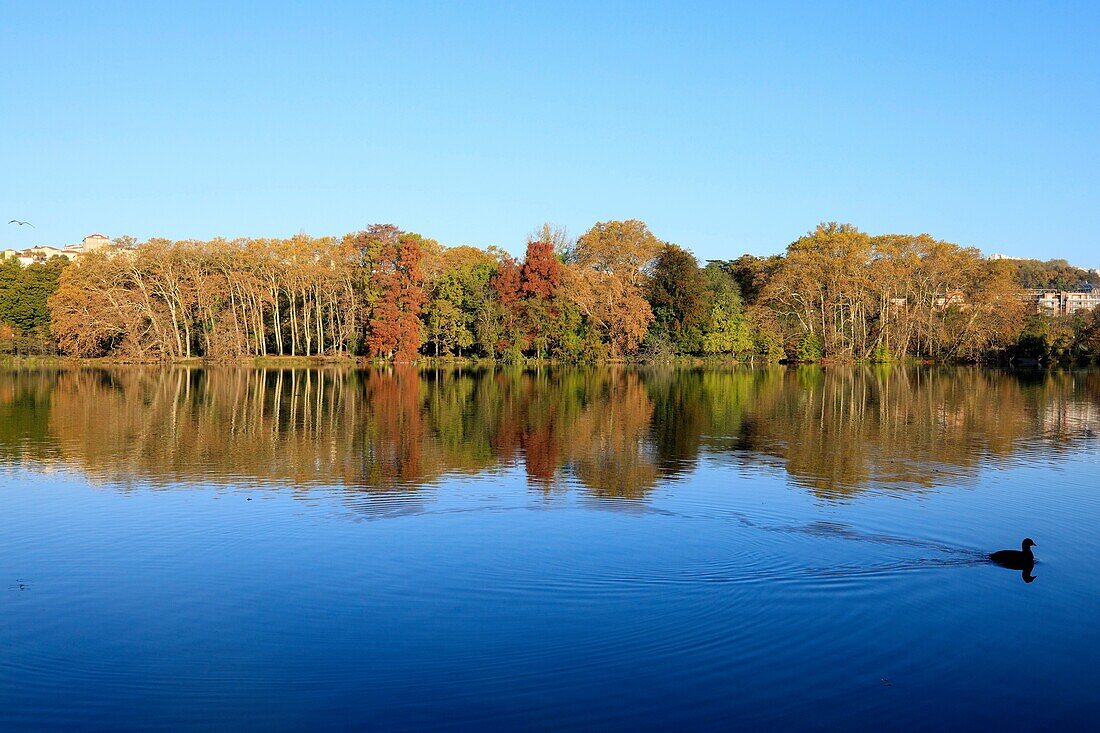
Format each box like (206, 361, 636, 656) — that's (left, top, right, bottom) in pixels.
(1013, 258, 1100, 291)
(43, 220, 757, 362)
(0, 219, 1096, 363)
(722, 224, 1100, 364)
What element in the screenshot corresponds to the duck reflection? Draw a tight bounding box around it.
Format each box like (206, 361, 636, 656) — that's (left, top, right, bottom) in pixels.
(990, 538, 1037, 583)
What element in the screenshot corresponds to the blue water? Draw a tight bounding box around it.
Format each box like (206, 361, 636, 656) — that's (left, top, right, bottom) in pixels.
(1, 366, 1098, 731)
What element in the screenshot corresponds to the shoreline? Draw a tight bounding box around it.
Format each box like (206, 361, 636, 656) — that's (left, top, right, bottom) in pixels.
(0, 354, 1077, 369)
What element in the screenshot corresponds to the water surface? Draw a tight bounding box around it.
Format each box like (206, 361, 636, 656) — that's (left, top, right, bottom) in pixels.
(2, 366, 1098, 730)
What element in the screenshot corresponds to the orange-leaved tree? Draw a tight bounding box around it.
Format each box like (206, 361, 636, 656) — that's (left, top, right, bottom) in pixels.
(364, 230, 425, 360)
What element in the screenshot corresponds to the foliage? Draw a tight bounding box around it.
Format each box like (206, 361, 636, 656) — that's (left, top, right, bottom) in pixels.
(712, 254, 782, 306)
(758, 224, 1027, 363)
(647, 244, 709, 353)
(797, 332, 824, 362)
(565, 220, 661, 357)
(0, 257, 67, 332)
(870, 342, 894, 363)
(423, 247, 495, 358)
(1077, 309, 1100, 363)
(699, 264, 753, 357)
(364, 232, 425, 361)
(28, 218, 1100, 363)
(0, 256, 68, 354)
(1013, 259, 1098, 291)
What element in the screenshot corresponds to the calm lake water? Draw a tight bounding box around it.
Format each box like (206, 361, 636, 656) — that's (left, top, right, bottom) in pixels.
(1, 366, 1098, 731)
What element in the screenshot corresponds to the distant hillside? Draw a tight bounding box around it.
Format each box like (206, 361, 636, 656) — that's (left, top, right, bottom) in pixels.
(1011, 259, 1100, 290)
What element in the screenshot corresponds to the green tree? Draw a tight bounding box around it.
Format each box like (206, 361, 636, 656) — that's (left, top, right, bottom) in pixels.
(1013, 259, 1097, 290)
(700, 264, 753, 357)
(647, 244, 709, 353)
(0, 256, 68, 350)
(425, 273, 472, 356)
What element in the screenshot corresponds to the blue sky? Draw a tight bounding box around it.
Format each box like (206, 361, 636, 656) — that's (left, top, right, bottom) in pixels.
(2, 1, 1098, 264)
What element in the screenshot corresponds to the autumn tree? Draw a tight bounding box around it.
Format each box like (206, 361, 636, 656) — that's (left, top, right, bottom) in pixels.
(1077, 308, 1100, 362)
(366, 233, 425, 361)
(518, 237, 566, 359)
(567, 220, 662, 356)
(40, 219, 1060, 364)
(484, 255, 522, 359)
(47, 259, 127, 357)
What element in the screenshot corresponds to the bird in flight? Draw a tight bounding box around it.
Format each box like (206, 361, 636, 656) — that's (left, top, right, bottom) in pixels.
(8, 220, 34, 227)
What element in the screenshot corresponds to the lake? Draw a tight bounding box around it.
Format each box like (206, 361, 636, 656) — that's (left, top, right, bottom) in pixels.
(1, 365, 1098, 731)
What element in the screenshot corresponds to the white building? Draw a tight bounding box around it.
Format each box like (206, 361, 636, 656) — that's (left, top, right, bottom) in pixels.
(1027, 285, 1100, 316)
(81, 233, 111, 252)
(1, 233, 117, 264)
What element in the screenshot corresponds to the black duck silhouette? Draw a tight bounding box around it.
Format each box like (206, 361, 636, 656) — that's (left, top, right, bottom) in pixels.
(990, 538, 1036, 582)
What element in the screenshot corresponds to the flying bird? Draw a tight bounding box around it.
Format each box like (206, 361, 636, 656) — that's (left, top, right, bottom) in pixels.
(8, 220, 34, 227)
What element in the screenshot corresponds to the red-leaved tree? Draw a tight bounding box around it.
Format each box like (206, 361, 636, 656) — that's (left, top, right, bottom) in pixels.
(367, 233, 425, 360)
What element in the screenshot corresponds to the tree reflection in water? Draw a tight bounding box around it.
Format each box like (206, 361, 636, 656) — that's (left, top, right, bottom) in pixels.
(1, 365, 1097, 501)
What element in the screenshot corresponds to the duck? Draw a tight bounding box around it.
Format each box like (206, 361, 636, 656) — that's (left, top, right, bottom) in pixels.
(990, 538, 1036, 569)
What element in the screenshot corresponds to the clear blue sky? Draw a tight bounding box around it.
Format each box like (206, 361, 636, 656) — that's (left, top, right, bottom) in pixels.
(2, 1, 1098, 264)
